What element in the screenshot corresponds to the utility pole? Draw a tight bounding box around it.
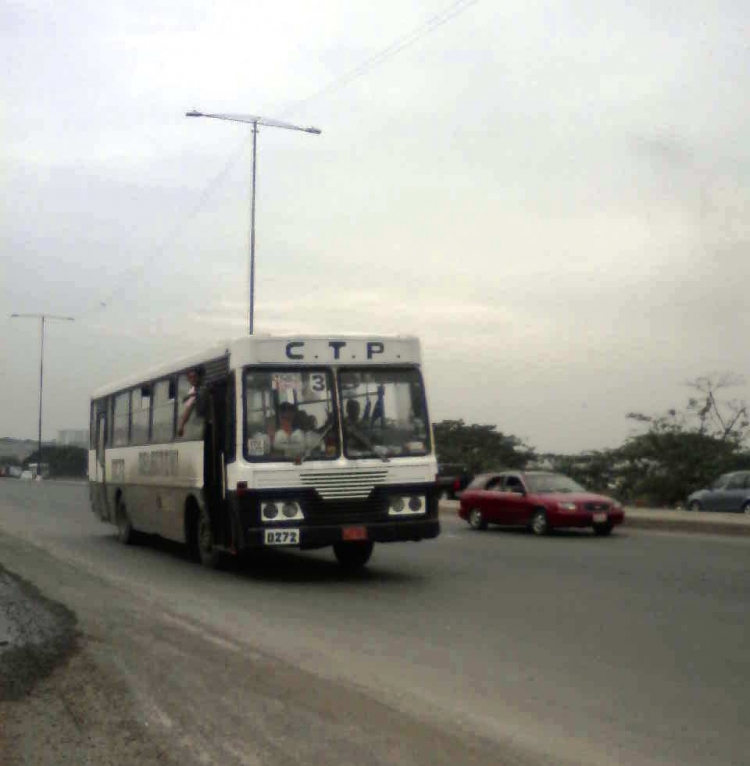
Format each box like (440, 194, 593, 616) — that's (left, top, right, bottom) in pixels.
(187, 110, 321, 334)
(10, 313, 75, 477)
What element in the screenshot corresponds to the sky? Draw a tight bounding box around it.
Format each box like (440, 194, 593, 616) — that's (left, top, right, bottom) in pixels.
(2, 0, 749, 453)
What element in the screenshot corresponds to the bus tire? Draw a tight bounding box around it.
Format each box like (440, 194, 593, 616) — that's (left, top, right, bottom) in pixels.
(193, 503, 224, 570)
(116, 497, 138, 545)
(333, 541, 374, 570)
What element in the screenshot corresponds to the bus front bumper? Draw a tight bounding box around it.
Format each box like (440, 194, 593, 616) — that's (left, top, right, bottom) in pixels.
(242, 518, 440, 550)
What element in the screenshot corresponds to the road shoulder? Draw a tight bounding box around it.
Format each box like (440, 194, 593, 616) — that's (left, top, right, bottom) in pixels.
(0, 563, 176, 766)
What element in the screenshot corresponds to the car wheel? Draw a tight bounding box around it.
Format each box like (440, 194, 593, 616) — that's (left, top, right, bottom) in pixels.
(333, 541, 374, 570)
(196, 505, 224, 569)
(742, 501, 750, 515)
(468, 508, 487, 530)
(688, 500, 703, 512)
(593, 522, 614, 537)
(116, 498, 138, 545)
(530, 509, 549, 536)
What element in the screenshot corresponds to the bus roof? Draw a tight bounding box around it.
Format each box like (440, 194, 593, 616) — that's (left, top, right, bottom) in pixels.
(91, 333, 422, 399)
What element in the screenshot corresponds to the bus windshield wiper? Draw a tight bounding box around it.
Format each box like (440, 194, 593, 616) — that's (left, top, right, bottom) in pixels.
(298, 423, 335, 464)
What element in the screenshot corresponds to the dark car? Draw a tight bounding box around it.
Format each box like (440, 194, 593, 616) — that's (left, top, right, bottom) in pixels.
(436, 463, 473, 500)
(686, 472, 750, 513)
(458, 470, 625, 536)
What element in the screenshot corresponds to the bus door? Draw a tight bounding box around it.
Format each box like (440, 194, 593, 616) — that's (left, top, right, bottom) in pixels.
(93, 410, 110, 520)
(204, 379, 233, 549)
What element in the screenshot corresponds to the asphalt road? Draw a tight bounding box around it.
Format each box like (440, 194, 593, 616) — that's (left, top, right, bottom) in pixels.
(0, 481, 748, 766)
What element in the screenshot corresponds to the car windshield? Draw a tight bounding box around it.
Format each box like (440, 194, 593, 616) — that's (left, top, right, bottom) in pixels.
(525, 473, 586, 494)
(338, 368, 430, 459)
(244, 369, 339, 461)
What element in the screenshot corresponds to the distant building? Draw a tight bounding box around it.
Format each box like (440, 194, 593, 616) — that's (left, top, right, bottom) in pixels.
(57, 429, 89, 448)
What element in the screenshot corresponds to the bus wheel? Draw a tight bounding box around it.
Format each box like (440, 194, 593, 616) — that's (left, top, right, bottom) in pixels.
(196, 505, 224, 570)
(116, 498, 138, 545)
(333, 541, 374, 570)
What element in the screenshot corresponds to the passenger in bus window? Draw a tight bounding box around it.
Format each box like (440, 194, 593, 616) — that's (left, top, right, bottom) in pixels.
(344, 399, 374, 451)
(302, 413, 321, 454)
(273, 402, 304, 457)
(345, 398, 361, 425)
(178, 366, 207, 437)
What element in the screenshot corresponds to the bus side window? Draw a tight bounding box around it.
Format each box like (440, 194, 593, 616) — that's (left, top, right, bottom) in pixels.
(112, 392, 130, 447)
(225, 376, 236, 461)
(152, 378, 176, 443)
(131, 385, 151, 444)
(177, 373, 204, 441)
(90, 402, 97, 450)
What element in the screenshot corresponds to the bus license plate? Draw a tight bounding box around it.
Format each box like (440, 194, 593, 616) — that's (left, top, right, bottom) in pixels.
(264, 529, 300, 546)
(342, 526, 368, 541)
(593, 513, 607, 524)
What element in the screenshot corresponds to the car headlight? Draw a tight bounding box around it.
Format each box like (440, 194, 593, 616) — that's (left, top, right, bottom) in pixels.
(391, 497, 405, 512)
(263, 502, 279, 520)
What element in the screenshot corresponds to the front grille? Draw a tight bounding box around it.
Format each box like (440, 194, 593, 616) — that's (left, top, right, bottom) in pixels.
(304, 493, 390, 525)
(300, 469, 389, 499)
(584, 502, 610, 511)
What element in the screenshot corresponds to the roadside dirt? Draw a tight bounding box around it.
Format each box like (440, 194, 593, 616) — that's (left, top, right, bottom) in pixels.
(1, 643, 177, 766)
(1, 566, 175, 765)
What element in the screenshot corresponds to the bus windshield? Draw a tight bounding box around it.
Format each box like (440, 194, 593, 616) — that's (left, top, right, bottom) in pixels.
(339, 368, 430, 459)
(244, 369, 339, 462)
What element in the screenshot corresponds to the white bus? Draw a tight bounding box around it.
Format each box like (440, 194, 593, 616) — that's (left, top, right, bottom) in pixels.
(89, 334, 440, 569)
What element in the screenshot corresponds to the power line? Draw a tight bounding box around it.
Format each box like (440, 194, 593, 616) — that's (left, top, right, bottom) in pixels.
(79, 0, 483, 317)
(279, 0, 482, 118)
(77, 134, 249, 318)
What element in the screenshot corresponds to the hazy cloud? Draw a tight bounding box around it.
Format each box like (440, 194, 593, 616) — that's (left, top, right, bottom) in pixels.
(3, 0, 749, 452)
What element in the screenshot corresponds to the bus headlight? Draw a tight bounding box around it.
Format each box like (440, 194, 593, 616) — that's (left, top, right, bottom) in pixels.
(388, 496, 426, 516)
(283, 501, 300, 519)
(261, 500, 304, 523)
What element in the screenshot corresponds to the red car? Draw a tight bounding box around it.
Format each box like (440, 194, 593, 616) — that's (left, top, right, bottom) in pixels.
(458, 471, 625, 536)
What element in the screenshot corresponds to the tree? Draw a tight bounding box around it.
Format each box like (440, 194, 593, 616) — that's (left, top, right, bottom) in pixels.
(685, 374, 749, 443)
(433, 420, 534, 475)
(618, 375, 749, 506)
(549, 451, 617, 495)
(24, 446, 88, 478)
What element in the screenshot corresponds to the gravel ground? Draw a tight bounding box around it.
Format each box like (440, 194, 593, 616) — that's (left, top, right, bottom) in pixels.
(0, 565, 78, 701)
(0, 565, 176, 765)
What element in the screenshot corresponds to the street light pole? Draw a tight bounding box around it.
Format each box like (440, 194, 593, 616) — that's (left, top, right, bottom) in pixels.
(250, 121, 258, 336)
(186, 110, 321, 335)
(10, 313, 75, 477)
